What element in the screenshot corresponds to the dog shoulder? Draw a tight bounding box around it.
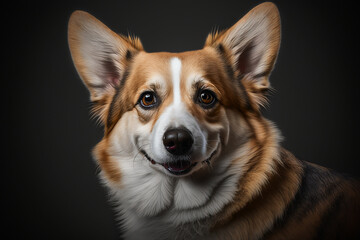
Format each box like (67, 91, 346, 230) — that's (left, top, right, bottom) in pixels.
(266, 158, 360, 240)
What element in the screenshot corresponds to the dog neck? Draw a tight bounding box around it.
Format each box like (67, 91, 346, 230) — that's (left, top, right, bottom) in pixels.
(211, 142, 303, 239)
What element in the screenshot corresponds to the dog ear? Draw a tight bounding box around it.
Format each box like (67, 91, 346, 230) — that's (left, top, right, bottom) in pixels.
(68, 11, 143, 116)
(205, 2, 280, 110)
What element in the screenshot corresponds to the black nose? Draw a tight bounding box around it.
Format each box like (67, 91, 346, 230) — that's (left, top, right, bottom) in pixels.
(163, 128, 193, 155)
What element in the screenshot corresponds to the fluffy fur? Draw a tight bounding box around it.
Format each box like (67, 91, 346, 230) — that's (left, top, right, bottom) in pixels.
(68, 2, 360, 239)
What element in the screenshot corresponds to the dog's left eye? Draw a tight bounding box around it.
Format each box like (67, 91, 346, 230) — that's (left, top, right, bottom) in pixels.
(139, 91, 157, 109)
(198, 89, 217, 108)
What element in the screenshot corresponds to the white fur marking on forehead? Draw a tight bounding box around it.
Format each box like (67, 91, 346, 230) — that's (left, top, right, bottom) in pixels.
(170, 57, 182, 105)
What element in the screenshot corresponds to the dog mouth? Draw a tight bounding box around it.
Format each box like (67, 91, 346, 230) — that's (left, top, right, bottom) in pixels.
(140, 150, 217, 176)
(163, 160, 196, 175)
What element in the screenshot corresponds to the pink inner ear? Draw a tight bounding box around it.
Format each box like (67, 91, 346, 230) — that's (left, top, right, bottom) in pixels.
(238, 49, 251, 74)
(107, 76, 120, 87)
(236, 41, 263, 77)
(102, 59, 121, 88)
(237, 45, 253, 75)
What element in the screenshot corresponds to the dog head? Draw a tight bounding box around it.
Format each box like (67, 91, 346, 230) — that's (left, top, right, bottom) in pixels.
(68, 2, 280, 211)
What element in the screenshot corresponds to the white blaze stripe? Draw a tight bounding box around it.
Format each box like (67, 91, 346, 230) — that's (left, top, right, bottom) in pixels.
(170, 57, 182, 105)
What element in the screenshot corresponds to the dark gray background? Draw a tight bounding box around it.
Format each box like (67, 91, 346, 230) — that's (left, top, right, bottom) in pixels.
(4, 0, 359, 239)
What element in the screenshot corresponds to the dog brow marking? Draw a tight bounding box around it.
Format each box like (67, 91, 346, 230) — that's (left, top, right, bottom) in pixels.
(170, 57, 182, 105)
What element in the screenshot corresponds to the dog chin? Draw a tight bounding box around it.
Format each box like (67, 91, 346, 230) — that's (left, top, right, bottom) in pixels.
(141, 146, 219, 177)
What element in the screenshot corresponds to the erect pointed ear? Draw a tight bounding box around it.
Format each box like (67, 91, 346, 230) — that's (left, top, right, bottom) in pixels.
(205, 2, 281, 110)
(68, 10, 143, 103)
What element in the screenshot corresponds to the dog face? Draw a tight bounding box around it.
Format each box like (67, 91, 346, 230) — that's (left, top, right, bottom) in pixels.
(122, 52, 228, 177)
(68, 2, 280, 218)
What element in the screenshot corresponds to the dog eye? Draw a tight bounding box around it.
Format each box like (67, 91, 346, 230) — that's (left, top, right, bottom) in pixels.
(139, 91, 157, 109)
(198, 90, 217, 108)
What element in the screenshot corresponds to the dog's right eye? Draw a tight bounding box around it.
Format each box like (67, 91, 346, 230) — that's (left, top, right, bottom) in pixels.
(139, 91, 158, 109)
(197, 89, 217, 109)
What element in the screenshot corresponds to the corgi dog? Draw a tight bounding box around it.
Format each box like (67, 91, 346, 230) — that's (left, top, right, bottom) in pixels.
(68, 2, 360, 239)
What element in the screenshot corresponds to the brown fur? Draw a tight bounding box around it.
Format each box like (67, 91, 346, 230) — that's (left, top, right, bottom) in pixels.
(93, 138, 122, 184)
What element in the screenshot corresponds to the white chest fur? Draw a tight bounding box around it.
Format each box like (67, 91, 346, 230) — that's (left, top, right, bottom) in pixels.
(103, 145, 248, 240)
